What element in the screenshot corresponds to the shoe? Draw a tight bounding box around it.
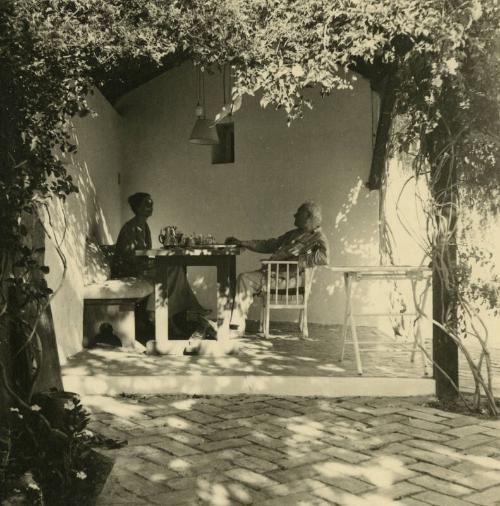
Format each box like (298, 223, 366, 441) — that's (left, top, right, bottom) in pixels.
(183, 331, 204, 355)
(228, 324, 244, 338)
(188, 330, 205, 341)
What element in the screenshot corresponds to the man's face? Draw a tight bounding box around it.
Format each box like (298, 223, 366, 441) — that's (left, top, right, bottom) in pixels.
(137, 197, 153, 218)
(294, 206, 310, 230)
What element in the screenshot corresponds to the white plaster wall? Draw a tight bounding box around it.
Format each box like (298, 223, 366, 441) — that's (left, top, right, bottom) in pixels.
(117, 62, 380, 325)
(44, 90, 123, 363)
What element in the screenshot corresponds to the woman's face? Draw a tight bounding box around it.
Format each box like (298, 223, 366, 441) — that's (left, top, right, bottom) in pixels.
(136, 197, 153, 218)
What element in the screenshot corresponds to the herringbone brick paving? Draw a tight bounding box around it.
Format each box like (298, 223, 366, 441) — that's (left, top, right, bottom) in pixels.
(85, 395, 500, 505)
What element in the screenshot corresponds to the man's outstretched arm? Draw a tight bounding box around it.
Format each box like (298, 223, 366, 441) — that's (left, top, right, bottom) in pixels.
(225, 236, 280, 253)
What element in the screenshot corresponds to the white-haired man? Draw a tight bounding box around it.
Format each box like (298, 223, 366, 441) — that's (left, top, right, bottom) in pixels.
(225, 201, 329, 337)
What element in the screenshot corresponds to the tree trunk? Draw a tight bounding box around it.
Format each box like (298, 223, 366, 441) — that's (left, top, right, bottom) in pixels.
(431, 155, 459, 401)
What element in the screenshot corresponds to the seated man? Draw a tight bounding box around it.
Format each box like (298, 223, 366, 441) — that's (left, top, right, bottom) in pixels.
(225, 201, 329, 336)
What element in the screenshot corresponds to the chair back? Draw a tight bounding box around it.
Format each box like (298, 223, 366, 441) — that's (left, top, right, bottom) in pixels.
(261, 260, 315, 308)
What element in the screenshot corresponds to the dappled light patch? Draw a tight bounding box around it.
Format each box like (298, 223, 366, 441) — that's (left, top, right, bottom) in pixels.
(81, 395, 148, 419)
(191, 274, 208, 289)
(163, 416, 192, 430)
(326, 277, 344, 296)
(287, 420, 325, 438)
(197, 480, 231, 506)
(168, 458, 191, 472)
(62, 321, 433, 384)
(359, 455, 410, 487)
(170, 398, 200, 411)
(149, 471, 173, 483)
(227, 481, 253, 503)
(335, 178, 364, 229)
(317, 363, 348, 373)
(314, 453, 410, 490)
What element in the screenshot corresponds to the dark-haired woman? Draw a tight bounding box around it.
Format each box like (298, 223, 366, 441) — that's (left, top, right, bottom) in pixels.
(111, 193, 205, 338)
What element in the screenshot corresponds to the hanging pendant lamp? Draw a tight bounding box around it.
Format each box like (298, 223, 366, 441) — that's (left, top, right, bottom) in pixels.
(189, 68, 219, 145)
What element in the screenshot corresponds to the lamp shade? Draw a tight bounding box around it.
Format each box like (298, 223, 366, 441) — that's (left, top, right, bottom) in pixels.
(189, 118, 219, 145)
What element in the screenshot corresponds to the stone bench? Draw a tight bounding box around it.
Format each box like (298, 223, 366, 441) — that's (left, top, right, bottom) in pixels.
(83, 240, 153, 348)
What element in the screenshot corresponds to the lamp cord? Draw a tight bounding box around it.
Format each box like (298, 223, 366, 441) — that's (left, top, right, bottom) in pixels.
(196, 67, 201, 105)
(201, 70, 205, 109)
(223, 65, 227, 105)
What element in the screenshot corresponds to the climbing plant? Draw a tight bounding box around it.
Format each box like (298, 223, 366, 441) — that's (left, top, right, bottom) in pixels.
(1, 0, 499, 416)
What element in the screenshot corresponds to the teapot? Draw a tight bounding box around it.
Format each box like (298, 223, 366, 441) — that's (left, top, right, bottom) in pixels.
(159, 226, 178, 246)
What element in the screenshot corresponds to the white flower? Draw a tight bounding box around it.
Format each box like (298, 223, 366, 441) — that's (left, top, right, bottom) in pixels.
(470, 1, 482, 21)
(431, 76, 443, 88)
(291, 64, 305, 77)
(30, 404, 42, 412)
(64, 400, 76, 411)
(28, 482, 40, 490)
(76, 471, 87, 480)
(445, 58, 459, 76)
(9, 408, 19, 412)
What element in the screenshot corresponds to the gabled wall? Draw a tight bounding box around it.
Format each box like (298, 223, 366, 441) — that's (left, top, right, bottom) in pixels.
(44, 90, 123, 363)
(117, 61, 380, 324)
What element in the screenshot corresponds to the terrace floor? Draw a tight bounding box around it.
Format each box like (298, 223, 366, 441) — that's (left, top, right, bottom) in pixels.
(88, 394, 500, 506)
(62, 323, 436, 397)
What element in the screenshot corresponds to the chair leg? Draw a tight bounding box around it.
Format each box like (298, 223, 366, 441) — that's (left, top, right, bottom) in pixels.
(264, 302, 270, 338)
(301, 308, 308, 338)
(349, 314, 363, 375)
(340, 276, 351, 362)
(259, 301, 265, 333)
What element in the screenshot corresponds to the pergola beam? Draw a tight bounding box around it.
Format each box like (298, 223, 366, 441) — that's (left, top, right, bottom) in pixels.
(366, 71, 398, 190)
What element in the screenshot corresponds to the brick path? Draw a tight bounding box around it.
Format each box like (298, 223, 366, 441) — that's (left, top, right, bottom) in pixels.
(85, 395, 500, 505)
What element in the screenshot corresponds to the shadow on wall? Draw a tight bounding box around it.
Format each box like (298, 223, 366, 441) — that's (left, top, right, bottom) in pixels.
(42, 127, 117, 363)
(307, 177, 379, 325)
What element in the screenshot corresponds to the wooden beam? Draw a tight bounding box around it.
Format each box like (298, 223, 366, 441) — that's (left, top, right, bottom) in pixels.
(366, 71, 398, 191)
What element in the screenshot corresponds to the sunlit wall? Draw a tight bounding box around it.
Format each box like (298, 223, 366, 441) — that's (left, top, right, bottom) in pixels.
(117, 61, 380, 324)
(44, 90, 123, 362)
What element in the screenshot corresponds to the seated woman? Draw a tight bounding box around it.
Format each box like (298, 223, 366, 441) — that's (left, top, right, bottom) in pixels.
(111, 192, 205, 341)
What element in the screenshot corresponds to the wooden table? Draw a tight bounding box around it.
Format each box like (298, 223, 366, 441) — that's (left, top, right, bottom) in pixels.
(136, 246, 241, 348)
(328, 266, 432, 376)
